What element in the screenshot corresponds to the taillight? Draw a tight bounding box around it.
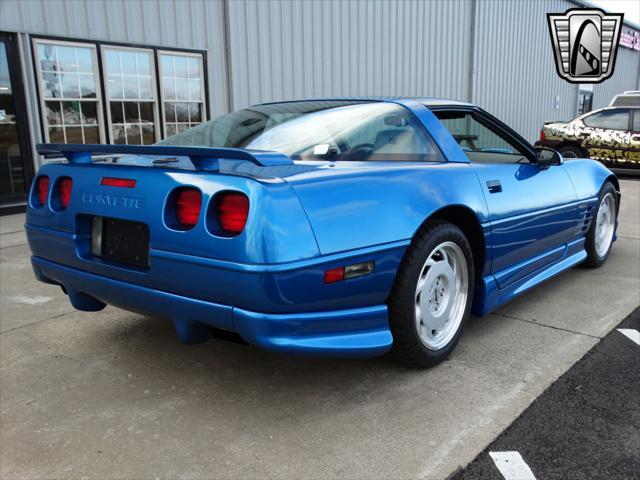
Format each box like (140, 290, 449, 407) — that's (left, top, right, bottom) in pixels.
(36, 176, 50, 206)
(218, 192, 249, 235)
(540, 129, 545, 141)
(175, 188, 202, 228)
(58, 177, 73, 209)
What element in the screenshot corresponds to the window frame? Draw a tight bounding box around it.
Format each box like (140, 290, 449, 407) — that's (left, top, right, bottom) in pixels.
(30, 35, 209, 151)
(100, 44, 161, 145)
(31, 37, 106, 144)
(632, 109, 640, 133)
(157, 50, 207, 138)
(429, 106, 536, 164)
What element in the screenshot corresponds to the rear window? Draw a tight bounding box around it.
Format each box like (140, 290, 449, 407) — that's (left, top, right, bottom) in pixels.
(157, 101, 444, 162)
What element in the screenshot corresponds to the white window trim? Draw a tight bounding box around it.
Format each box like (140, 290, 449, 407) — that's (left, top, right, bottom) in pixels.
(157, 50, 207, 138)
(100, 44, 161, 145)
(32, 38, 106, 144)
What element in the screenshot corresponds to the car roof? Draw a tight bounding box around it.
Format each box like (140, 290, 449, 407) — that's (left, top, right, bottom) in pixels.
(256, 97, 475, 108)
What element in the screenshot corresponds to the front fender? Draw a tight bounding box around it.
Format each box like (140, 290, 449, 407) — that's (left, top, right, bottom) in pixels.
(562, 159, 616, 200)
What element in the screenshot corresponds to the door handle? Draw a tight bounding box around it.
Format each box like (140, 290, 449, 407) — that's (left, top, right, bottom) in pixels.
(486, 180, 502, 193)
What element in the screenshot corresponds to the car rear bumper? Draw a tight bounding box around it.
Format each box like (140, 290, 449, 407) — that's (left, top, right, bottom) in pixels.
(32, 256, 393, 358)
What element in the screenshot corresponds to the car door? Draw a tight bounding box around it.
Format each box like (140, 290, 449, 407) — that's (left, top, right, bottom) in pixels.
(580, 108, 631, 167)
(433, 108, 579, 288)
(628, 109, 640, 168)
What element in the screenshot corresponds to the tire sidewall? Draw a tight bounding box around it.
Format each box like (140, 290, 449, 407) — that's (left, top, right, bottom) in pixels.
(390, 222, 475, 365)
(585, 181, 617, 267)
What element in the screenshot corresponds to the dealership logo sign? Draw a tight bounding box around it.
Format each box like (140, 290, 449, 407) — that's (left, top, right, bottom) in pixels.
(547, 8, 623, 83)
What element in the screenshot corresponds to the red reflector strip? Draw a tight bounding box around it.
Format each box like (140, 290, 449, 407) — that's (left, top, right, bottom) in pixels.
(324, 267, 345, 284)
(100, 177, 137, 188)
(324, 261, 374, 284)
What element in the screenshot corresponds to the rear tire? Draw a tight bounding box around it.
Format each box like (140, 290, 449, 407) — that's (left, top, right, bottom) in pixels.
(388, 220, 474, 367)
(584, 181, 617, 268)
(558, 144, 586, 159)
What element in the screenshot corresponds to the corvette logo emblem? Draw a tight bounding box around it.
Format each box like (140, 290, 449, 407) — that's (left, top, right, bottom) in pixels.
(82, 192, 145, 209)
(547, 8, 623, 83)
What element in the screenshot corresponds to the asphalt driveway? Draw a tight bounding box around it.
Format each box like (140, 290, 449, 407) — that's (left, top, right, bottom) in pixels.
(1, 179, 638, 480)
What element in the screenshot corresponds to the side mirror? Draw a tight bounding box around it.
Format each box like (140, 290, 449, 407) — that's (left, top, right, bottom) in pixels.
(534, 147, 563, 169)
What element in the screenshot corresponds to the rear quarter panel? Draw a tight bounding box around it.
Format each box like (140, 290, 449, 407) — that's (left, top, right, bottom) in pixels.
(289, 162, 490, 254)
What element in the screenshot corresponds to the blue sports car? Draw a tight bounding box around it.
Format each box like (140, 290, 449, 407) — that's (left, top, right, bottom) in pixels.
(27, 98, 619, 367)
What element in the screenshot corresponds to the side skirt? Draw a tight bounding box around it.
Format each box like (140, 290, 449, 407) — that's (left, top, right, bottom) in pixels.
(473, 237, 586, 317)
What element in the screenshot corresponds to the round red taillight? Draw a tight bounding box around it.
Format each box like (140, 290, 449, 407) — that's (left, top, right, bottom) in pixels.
(218, 192, 249, 235)
(58, 177, 73, 209)
(36, 176, 50, 206)
(175, 188, 202, 228)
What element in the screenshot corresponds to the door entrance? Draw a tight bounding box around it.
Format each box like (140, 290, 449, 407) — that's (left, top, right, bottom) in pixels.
(0, 32, 33, 214)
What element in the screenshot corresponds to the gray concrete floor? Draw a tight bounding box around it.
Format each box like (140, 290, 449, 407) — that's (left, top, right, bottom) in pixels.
(1, 180, 638, 480)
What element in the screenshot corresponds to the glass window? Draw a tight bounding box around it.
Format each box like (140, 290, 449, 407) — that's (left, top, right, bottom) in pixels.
(102, 46, 158, 145)
(434, 111, 529, 163)
(33, 40, 103, 144)
(583, 109, 630, 130)
(158, 101, 442, 162)
(159, 52, 206, 137)
(633, 111, 640, 132)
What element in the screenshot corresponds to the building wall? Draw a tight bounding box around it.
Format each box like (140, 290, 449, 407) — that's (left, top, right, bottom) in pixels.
(226, 0, 639, 143)
(473, 0, 579, 141)
(591, 46, 640, 110)
(226, 0, 473, 107)
(1, 0, 639, 160)
(0, 0, 231, 117)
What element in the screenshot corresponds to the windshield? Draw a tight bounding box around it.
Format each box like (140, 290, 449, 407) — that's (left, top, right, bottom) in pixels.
(157, 101, 443, 162)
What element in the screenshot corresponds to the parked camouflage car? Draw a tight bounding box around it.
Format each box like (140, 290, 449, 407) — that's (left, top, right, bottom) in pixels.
(536, 106, 640, 171)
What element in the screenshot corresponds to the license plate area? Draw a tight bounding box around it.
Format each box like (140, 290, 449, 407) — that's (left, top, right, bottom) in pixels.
(91, 216, 149, 269)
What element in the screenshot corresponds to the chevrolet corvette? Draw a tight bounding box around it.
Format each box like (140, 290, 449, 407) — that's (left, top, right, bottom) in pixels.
(27, 98, 620, 366)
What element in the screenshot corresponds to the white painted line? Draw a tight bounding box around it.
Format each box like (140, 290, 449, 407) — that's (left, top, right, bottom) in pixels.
(489, 451, 537, 480)
(617, 329, 640, 346)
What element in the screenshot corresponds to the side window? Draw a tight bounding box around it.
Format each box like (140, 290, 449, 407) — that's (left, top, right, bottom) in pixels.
(633, 111, 640, 132)
(434, 111, 529, 164)
(583, 109, 629, 130)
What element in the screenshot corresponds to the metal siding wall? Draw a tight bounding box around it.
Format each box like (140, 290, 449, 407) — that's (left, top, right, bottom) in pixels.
(227, 0, 473, 109)
(2, 0, 639, 152)
(473, 0, 580, 143)
(591, 47, 640, 109)
(0, 0, 230, 121)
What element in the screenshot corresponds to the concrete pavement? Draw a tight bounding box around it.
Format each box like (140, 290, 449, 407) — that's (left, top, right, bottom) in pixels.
(453, 307, 640, 480)
(1, 179, 638, 480)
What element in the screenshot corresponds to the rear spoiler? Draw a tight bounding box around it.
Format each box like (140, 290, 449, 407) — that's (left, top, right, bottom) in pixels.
(36, 143, 293, 170)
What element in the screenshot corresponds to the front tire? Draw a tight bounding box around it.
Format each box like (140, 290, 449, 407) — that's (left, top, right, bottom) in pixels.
(388, 220, 474, 367)
(584, 181, 617, 268)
